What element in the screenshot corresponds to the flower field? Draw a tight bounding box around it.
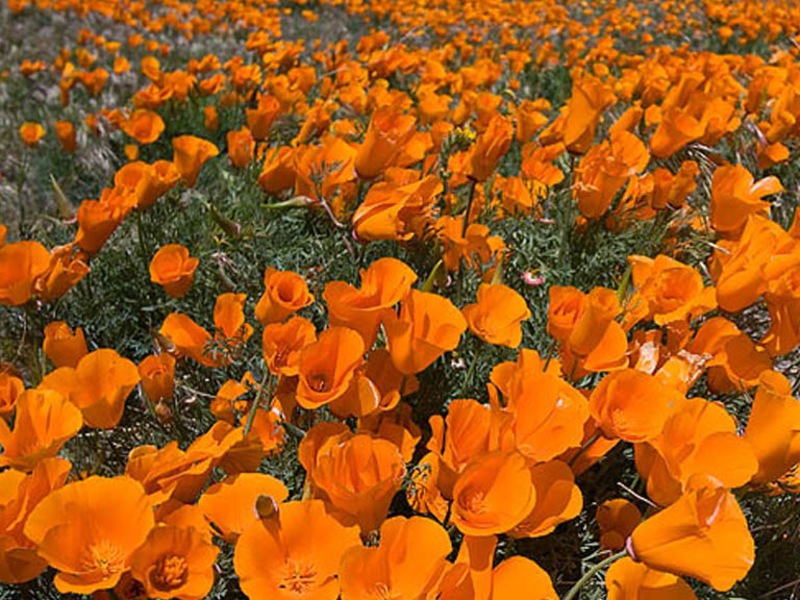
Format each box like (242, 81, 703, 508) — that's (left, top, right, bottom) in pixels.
(3, 0, 800, 597)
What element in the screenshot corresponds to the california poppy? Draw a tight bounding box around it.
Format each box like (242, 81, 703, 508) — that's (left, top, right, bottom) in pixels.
(0, 389, 82, 471)
(296, 326, 365, 409)
(0, 457, 71, 584)
(339, 516, 451, 599)
(629, 475, 754, 591)
(234, 499, 361, 600)
(129, 525, 218, 600)
(227, 126, 255, 169)
(172, 136, 219, 187)
(24, 475, 155, 594)
(308, 431, 406, 533)
(262, 316, 317, 377)
(710, 164, 782, 236)
(589, 369, 683, 442)
(323, 257, 418, 347)
(19, 122, 45, 147)
(462, 283, 531, 348)
(199, 473, 288, 541)
(42, 321, 88, 368)
(355, 106, 417, 179)
(606, 558, 697, 600)
(744, 370, 800, 485)
(254, 267, 315, 325)
(54, 120, 76, 153)
(384, 289, 467, 374)
(0, 241, 51, 306)
(122, 109, 165, 145)
(596, 499, 642, 552)
(149, 244, 199, 298)
(40, 348, 141, 429)
(0, 372, 23, 420)
(138, 354, 176, 404)
(451, 451, 537, 536)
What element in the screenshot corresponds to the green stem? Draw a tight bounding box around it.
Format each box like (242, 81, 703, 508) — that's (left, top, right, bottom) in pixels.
(457, 341, 482, 398)
(136, 211, 150, 273)
(568, 431, 602, 468)
(461, 179, 478, 238)
(244, 371, 272, 435)
(562, 550, 628, 600)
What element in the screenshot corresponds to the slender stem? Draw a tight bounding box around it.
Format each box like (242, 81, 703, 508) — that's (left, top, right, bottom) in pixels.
(562, 550, 628, 600)
(461, 179, 478, 238)
(568, 431, 601, 468)
(244, 371, 272, 435)
(136, 211, 151, 272)
(457, 341, 482, 398)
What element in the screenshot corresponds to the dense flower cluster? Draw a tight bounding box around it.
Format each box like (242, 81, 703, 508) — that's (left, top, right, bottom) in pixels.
(3, 0, 800, 597)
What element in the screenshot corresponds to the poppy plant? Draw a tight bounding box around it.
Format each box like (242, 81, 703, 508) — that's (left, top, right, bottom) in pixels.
(149, 244, 200, 298)
(383, 289, 467, 374)
(629, 475, 755, 591)
(42, 321, 88, 368)
(23, 475, 155, 594)
(254, 267, 315, 325)
(172, 135, 219, 187)
(462, 283, 531, 348)
(296, 326, 365, 409)
(234, 499, 361, 600)
(129, 525, 218, 600)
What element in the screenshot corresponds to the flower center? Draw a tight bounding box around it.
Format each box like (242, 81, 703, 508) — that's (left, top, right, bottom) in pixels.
(84, 540, 126, 579)
(308, 373, 328, 392)
(150, 554, 188, 591)
(279, 561, 317, 594)
(463, 490, 487, 514)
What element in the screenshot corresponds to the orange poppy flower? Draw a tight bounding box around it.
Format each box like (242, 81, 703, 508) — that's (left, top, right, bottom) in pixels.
(75, 188, 136, 255)
(339, 516, 451, 599)
(129, 525, 218, 600)
(0, 389, 82, 471)
(596, 499, 642, 551)
(0, 371, 24, 420)
(122, 109, 165, 144)
(352, 174, 443, 242)
(24, 475, 155, 594)
(262, 316, 317, 376)
(40, 348, 141, 429)
(491, 349, 589, 462)
(467, 115, 513, 182)
(149, 244, 199, 298)
(172, 136, 219, 187)
(451, 451, 537, 536)
(648, 107, 705, 158)
(589, 369, 682, 442)
(561, 76, 615, 153)
(159, 313, 216, 367)
(562, 287, 629, 375)
(19, 122, 45, 147)
(254, 267, 315, 325)
(0, 457, 71, 584)
(42, 321, 88, 368)
(355, 106, 417, 179)
(126, 441, 215, 506)
(199, 473, 288, 542)
(116, 160, 180, 210)
(234, 499, 361, 600)
(629, 254, 717, 325)
(323, 257, 418, 347)
(629, 475, 754, 591)
(427, 398, 493, 488)
(606, 558, 696, 600)
(246, 94, 281, 140)
(257, 146, 297, 194)
(54, 120, 76, 153)
(508, 460, 582, 539)
(744, 370, 800, 485)
(637, 397, 758, 506)
(384, 289, 467, 374)
(35, 243, 90, 302)
(303, 429, 406, 533)
(213, 292, 253, 348)
(462, 283, 531, 348)
(138, 354, 176, 404)
(0, 241, 51, 306)
(227, 126, 255, 169)
(710, 164, 783, 236)
(296, 326, 365, 409)
(491, 556, 558, 600)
